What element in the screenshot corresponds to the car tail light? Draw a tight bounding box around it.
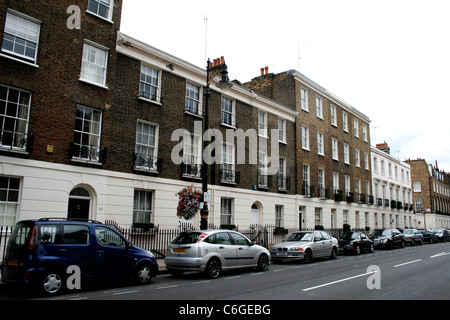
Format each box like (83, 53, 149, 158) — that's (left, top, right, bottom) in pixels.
(28, 226, 38, 250)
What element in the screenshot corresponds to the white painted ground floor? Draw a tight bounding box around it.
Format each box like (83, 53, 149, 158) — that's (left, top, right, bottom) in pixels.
(1, 156, 449, 230)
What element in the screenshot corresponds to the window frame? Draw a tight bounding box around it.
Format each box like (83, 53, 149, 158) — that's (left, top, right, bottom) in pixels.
(87, 0, 114, 22)
(139, 64, 161, 103)
(1, 9, 41, 65)
(80, 41, 109, 88)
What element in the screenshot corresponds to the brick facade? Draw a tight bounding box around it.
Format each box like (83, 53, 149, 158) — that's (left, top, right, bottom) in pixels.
(245, 70, 372, 203)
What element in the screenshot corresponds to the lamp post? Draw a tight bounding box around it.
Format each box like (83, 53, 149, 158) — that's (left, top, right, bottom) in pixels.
(200, 58, 233, 230)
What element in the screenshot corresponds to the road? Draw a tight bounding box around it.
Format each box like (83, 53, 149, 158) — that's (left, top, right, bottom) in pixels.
(2, 242, 450, 305)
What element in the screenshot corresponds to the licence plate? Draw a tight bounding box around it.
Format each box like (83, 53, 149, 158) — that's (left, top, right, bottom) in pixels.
(174, 248, 186, 253)
(8, 260, 18, 266)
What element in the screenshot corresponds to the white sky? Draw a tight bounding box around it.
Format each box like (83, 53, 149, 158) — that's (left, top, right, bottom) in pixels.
(120, 0, 450, 172)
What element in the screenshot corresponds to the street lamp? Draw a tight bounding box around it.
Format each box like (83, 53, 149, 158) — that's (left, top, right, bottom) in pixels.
(200, 58, 233, 230)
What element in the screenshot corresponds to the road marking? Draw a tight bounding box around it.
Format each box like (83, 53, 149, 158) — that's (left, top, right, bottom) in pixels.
(224, 275, 241, 280)
(193, 280, 211, 284)
(273, 269, 284, 272)
(393, 259, 422, 268)
(112, 290, 139, 295)
(430, 252, 450, 258)
(302, 270, 377, 292)
(157, 285, 179, 290)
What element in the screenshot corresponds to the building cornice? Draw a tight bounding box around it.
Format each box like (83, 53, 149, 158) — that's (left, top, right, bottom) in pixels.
(289, 70, 371, 124)
(116, 32, 297, 122)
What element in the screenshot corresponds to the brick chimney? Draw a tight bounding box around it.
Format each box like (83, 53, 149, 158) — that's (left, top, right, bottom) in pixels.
(376, 142, 390, 154)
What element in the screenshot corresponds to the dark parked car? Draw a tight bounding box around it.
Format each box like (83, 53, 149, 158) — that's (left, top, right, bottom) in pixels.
(1, 218, 158, 295)
(418, 229, 438, 244)
(402, 229, 423, 246)
(338, 232, 374, 255)
(370, 229, 405, 249)
(432, 229, 450, 242)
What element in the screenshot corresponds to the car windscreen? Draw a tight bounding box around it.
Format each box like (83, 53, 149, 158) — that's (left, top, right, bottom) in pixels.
(340, 232, 359, 240)
(286, 232, 313, 242)
(171, 232, 202, 244)
(403, 230, 414, 234)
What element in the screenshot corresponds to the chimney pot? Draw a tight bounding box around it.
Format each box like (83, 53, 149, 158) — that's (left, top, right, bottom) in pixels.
(261, 68, 265, 76)
(220, 56, 225, 64)
(265, 66, 269, 75)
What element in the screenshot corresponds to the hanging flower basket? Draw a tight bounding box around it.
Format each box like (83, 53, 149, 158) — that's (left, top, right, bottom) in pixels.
(176, 185, 202, 220)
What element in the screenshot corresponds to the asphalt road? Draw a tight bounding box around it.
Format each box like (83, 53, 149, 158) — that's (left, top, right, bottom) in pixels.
(2, 242, 450, 303)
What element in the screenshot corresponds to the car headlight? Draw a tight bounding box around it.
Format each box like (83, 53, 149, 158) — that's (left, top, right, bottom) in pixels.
(289, 247, 303, 252)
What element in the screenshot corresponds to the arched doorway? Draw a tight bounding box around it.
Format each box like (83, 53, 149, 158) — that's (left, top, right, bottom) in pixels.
(251, 203, 260, 226)
(68, 187, 91, 220)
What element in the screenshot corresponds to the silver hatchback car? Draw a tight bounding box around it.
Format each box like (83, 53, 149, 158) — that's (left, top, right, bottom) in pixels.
(165, 230, 271, 278)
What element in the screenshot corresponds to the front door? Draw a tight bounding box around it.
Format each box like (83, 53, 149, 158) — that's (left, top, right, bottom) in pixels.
(68, 187, 91, 220)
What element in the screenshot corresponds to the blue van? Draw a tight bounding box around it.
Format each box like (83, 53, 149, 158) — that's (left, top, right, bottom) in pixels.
(1, 218, 158, 295)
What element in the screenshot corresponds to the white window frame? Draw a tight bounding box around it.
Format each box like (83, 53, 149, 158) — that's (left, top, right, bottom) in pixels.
(302, 125, 309, 150)
(362, 124, 368, 142)
(0, 84, 32, 152)
(1, 9, 41, 65)
(333, 172, 339, 194)
(87, 0, 114, 21)
(135, 121, 159, 171)
(0, 176, 21, 226)
(354, 118, 359, 137)
(316, 96, 323, 119)
(185, 82, 202, 116)
(355, 148, 360, 167)
(133, 189, 153, 224)
(221, 142, 235, 183)
(330, 105, 337, 126)
(72, 105, 103, 163)
(332, 138, 339, 160)
(139, 64, 161, 103)
(300, 88, 308, 112)
(275, 205, 284, 228)
(317, 132, 324, 156)
(342, 111, 348, 132)
(80, 41, 109, 88)
(221, 198, 233, 225)
(344, 143, 350, 164)
(278, 118, 286, 143)
(221, 96, 235, 127)
(318, 168, 325, 198)
(258, 111, 268, 138)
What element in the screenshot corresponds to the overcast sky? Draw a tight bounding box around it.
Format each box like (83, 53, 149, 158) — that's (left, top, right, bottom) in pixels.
(120, 0, 450, 172)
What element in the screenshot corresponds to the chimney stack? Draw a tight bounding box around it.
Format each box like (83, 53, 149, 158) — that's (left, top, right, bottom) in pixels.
(376, 142, 390, 154)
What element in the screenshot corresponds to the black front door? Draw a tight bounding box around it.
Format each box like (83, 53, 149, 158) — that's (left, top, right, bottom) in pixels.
(68, 198, 90, 220)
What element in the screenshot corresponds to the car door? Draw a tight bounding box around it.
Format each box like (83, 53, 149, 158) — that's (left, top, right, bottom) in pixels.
(360, 233, 369, 251)
(312, 231, 328, 257)
(392, 229, 402, 246)
(229, 232, 258, 267)
(93, 226, 135, 279)
(214, 232, 237, 268)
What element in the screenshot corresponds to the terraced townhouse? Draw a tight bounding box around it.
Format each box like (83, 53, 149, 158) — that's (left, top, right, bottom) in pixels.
(0, 0, 424, 232)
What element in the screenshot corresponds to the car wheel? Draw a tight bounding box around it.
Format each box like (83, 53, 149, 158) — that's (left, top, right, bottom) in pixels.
(330, 247, 337, 259)
(256, 254, 269, 271)
(41, 271, 65, 295)
(135, 263, 152, 285)
(205, 258, 221, 279)
(303, 249, 312, 263)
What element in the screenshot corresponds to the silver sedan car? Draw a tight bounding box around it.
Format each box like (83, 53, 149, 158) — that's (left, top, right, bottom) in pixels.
(270, 230, 338, 263)
(165, 230, 271, 278)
